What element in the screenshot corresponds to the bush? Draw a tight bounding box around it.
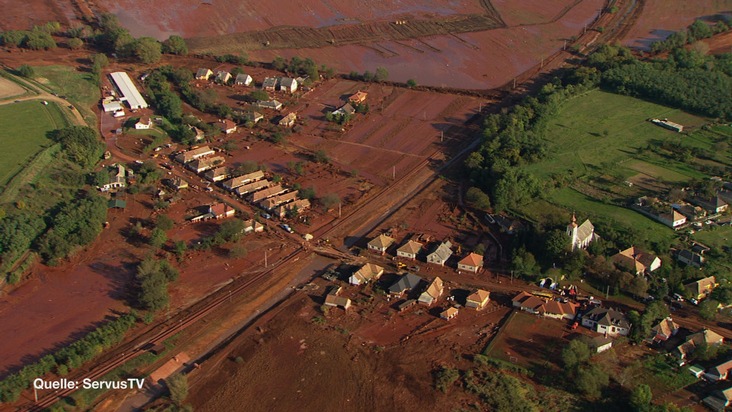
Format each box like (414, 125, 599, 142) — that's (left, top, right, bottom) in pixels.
(434, 366, 460, 393)
(18, 64, 34, 78)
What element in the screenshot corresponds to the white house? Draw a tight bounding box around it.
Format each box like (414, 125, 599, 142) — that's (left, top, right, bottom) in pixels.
(367, 234, 395, 254)
(134, 116, 152, 130)
(581, 307, 631, 336)
(396, 240, 422, 260)
(280, 77, 298, 93)
(426, 241, 452, 266)
(234, 73, 253, 86)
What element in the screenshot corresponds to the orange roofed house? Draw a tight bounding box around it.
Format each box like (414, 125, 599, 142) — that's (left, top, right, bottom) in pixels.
(210, 203, 235, 219)
(512, 291, 546, 314)
(466, 289, 490, 310)
(457, 253, 483, 273)
(611, 246, 661, 275)
(348, 91, 368, 104)
(218, 119, 237, 134)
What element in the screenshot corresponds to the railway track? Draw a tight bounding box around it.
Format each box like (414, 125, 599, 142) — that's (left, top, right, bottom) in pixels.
(24, 248, 303, 411)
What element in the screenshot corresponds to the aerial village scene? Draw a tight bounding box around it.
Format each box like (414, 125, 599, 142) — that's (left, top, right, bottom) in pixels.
(1, 0, 732, 411)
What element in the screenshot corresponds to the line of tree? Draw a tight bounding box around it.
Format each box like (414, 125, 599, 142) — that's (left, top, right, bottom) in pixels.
(0, 22, 59, 50)
(346, 67, 389, 82)
(0, 313, 137, 402)
(650, 18, 730, 54)
(587, 42, 732, 120)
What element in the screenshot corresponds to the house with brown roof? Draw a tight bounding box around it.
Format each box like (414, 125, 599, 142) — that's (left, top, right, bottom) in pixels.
(396, 240, 422, 260)
(324, 293, 351, 310)
(542, 300, 578, 321)
(175, 146, 215, 163)
(248, 184, 286, 203)
(418, 277, 443, 306)
(646, 317, 680, 344)
(457, 253, 483, 273)
(222, 170, 265, 190)
(209, 203, 235, 219)
(243, 219, 264, 233)
(581, 307, 631, 336)
(275, 199, 310, 218)
(215, 70, 232, 84)
(135, 116, 152, 130)
(234, 180, 270, 197)
(348, 91, 367, 104)
(187, 156, 225, 173)
(684, 276, 717, 301)
(367, 234, 395, 254)
(466, 289, 490, 310)
(195, 68, 213, 80)
(259, 191, 298, 210)
(658, 209, 687, 229)
(254, 100, 283, 111)
(441, 307, 459, 320)
(278, 112, 297, 128)
(349, 263, 384, 286)
(677, 329, 725, 359)
(204, 166, 228, 182)
(706, 359, 732, 382)
(611, 246, 661, 275)
(512, 291, 546, 314)
(217, 119, 237, 134)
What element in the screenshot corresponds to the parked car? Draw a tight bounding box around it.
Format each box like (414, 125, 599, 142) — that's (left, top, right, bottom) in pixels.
(281, 223, 294, 233)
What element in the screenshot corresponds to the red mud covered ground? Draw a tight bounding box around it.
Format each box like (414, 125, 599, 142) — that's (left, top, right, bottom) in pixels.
(621, 0, 732, 50)
(100, 0, 488, 38)
(246, 0, 605, 89)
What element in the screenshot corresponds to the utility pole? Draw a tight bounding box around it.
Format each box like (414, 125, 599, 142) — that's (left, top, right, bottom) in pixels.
(541, 57, 544, 69)
(34, 387, 38, 403)
(338, 202, 341, 218)
(265, 250, 268, 268)
(563, 40, 567, 50)
(441, 131, 444, 142)
(605, 284, 609, 299)
(392, 165, 395, 180)
(513, 77, 516, 89)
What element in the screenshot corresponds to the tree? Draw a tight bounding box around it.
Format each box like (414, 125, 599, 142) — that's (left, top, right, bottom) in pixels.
(50, 126, 104, 168)
(698, 299, 719, 320)
(320, 193, 340, 210)
(67, 38, 84, 50)
(630, 384, 653, 412)
(174, 240, 187, 260)
(466, 187, 491, 210)
(132, 37, 162, 64)
(711, 286, 732, 305)
(544, 229, 569, 261)
(149, 228, 167, 248)
(314, 149, 330, 164)
(0, 30, 26, 47)
(511, 248, 538, 278)
(22, 29, 56, 50)
(136, 257, 177, 311)
(406, 79, 417, 88)
(433, 366, 459, 393)
(162, 35, 188, 55)
(628, 276, 649, 298)
(17, 65, 34, 78)
(156, 214, 174, 231)
(576, 364, 609, 399)
(561, 339, 591, 370)
(299, 187, 316, 200)
(166, 373, 188, 405)
(688, 20, 713, 41)
(272, 56, 287, 71)
(249, 89, 269, 101)
(374, 67, 389, 82)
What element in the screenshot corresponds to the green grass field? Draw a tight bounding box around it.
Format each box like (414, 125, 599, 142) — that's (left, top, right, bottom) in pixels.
(0, 100, 68, 188)
(32, 65, 100, 126)
(524, 90, 706, 180)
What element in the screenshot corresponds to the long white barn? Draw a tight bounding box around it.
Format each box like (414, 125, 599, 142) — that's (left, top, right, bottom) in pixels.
(109, 72, 148, 110)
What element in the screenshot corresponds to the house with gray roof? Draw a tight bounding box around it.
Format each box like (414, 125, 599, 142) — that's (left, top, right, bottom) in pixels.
(427, 241, 452, 266)
(388, 273, 423, 296)
(581, 307, 631, 336)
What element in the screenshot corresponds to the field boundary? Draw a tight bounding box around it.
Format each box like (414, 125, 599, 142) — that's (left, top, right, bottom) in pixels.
(0, 143, 62, 204)
(481, 309, 516, 355)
